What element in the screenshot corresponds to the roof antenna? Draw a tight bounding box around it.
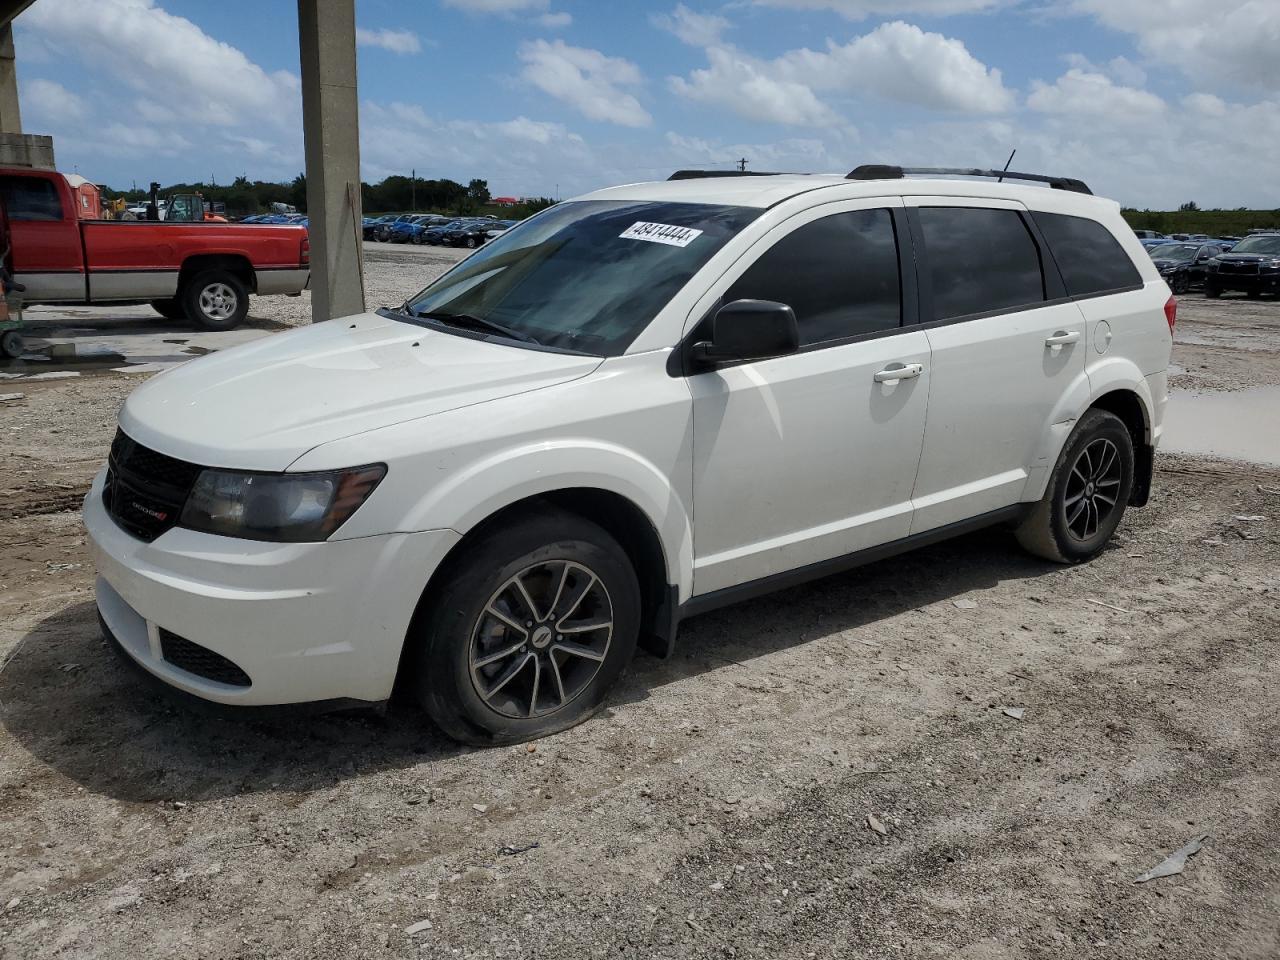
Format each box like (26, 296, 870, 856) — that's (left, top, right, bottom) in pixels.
(997, 149, 1016, 183)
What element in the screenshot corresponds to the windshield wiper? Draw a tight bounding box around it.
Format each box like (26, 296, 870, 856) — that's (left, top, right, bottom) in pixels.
(405, 307, 539, 345)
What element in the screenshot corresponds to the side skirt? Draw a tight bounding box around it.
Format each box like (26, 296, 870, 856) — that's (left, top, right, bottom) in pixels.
(656, 505, 1026, 649)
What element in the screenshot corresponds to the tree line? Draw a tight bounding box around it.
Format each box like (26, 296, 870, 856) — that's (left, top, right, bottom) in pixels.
(100, 174, 556, 219)
(1122, 206, 1280, 237)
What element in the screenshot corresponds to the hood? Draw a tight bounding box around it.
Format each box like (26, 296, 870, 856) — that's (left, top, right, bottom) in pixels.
(1215, 253, 1275, 262)
(1151, 259, 1186, 270)
(119, 312, 602, 471)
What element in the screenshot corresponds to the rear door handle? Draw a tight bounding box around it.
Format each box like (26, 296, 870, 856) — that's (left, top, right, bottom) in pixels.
(873, 362, 924, 383)
(1045, 330, 1081, 346)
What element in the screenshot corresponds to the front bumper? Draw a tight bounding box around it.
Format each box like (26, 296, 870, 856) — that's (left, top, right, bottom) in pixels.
(1207, 270, 1280, 293)
(84, 469, 460, 707)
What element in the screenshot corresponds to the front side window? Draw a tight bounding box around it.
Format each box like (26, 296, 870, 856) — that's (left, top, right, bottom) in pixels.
(0, 176, 63, 221)
(917, 207, 1046, 321)
(404, 200, 761, 356)
(1034, 212, 1142, 296)
(723, 208, 901, 346)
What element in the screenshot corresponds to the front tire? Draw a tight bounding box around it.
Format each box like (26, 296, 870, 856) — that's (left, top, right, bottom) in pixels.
(0, 329, 23, 358)
(181, 270, 249, 331)
(1204, 282, 1221, 298)
(410, 508, 640, 745)
(1170, 274, 1190, 294)
(1015, 409, 1134, 564)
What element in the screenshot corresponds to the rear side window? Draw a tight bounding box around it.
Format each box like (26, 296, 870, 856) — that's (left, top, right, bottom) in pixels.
(917, 207, 1045, 321)
(0, 176, 63, 221)
(1034, 212, 1142, 297)
(725, 208, 901, 346)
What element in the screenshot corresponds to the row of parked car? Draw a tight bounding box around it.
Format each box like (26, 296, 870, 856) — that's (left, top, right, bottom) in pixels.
(362, 214, 517, 248)
(1136, 230, 1280, 297)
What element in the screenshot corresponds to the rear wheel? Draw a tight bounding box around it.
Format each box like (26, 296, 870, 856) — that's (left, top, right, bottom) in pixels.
(0, 329, 23, 358)
(150, 298, 187, 321)
(465, 236, 478, 249)
(410, 509, 640, 745)
(181, 270, 249, 331)
(1015, 409, 1134, 564)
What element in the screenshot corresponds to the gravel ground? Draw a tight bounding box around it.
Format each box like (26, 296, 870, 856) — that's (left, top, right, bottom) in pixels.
(1, 260, 1278, 959)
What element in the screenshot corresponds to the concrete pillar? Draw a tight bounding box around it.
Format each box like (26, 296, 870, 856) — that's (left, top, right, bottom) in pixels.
(297, 0, 364, 321)
(0, 22, 22, 134)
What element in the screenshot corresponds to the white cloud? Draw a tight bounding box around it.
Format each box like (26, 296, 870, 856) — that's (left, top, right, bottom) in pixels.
(21, 0, 299, 130)
(1062, 52, 1146, 88)
(670, 47, 841, 125)
(22, 78, 86, 124)
(752, 0, 1006, 18)
(356, 27, 422, 55)
(1068, 0, 1280, 89)
(538, 12, 573, 27)
(518, 39, 652, 127)
(669, 21, 1013, 125)
(1028, 69, 1165, 119)
(652, 4, 731, 47)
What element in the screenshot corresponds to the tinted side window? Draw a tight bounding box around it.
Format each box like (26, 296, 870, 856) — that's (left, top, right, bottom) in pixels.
(725, 208, 900, 346)
(0, 176, 64, 221)
(917, 207, 1045, 321)
(1034, 212, 1142, 296)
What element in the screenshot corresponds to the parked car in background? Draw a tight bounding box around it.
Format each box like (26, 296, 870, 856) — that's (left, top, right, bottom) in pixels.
(1146, 241, 1229, 293)
(424, 219, 467, 244)
(1139, 238, 1171, 250)
(483, 219, 517, 241)
(363, 216, 392, 240)
(0, 166, 309, 330)
(1204, 232, 1280, 298)
(446, 220, 505, 248)
(1132, 229, 1165, 240)
(377, 214, 418, 241)
(1214, 236, 1241, 246)
(86, 164, 1171, 744)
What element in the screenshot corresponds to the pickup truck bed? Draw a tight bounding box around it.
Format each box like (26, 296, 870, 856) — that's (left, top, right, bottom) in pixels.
(0, 167, 310, 330)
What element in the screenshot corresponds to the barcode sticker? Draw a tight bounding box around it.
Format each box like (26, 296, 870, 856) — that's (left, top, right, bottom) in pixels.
(619, 221, 704, 247)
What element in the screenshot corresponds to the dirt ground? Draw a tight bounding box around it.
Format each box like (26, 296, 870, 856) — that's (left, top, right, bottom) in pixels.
(1, 254, 1279, 959)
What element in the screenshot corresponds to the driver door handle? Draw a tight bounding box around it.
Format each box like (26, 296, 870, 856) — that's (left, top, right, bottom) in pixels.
(1045, 330, 1081, 346)
(873, 362, 924, 383)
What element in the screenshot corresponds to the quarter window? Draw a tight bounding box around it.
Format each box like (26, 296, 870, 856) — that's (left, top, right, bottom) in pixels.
(1034, 212, 1142, 296)
(0, 176, 63, 221)
(917, 207, 1045, 321)
(724, 208, 901, 346)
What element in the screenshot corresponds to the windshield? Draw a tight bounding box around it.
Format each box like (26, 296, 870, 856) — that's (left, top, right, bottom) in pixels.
(1230, 236, 1280, 255)
(1148, 243, 1197, 261)
(402, 199, 762, 356)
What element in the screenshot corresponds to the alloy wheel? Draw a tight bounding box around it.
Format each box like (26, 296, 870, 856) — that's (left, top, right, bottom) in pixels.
(469, 560, 614, 719)
(1063, 437, 1122, 541)
(199, 282, 238, 321)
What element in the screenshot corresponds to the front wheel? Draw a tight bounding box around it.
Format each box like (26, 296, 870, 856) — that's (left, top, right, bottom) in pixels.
(410, 509, 640, 745)
(1015, 409, 1134, 564)
(181, 270, 249, 331)
(0, 329, 23, 358)
(465, 236, 478, 248)
(1169, 274, 1190, 294)
(1204, 283, 1221, 298)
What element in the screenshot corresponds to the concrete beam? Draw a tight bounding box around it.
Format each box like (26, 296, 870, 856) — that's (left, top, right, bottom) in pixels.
(297, 0, 364, 322)
(0, 23, 22, 134)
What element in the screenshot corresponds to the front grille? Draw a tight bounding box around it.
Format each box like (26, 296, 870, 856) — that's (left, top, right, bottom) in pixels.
(103, 429, 203, 542)
(1219, 262, 1259, 275)
(159, 628, 252, 687)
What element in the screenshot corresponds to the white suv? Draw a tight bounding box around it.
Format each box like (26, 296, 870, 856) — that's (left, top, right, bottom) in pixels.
(85, 165, 1174, 743)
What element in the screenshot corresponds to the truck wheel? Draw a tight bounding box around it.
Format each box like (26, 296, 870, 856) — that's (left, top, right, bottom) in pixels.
(182, 270, 249, 331)
(409, 508, 640, 745)
(1015, 409, 1134, 564)
(150, 298, 187, 321)
(0, 330, 23, 358)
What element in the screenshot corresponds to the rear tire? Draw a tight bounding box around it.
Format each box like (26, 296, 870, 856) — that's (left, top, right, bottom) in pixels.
(0, 329, 23, 358)
(1015, 409, 1134, 564)
(181, 270, 249, 331)
(150, 298, 187, 321)
(409, 508, 640, 745)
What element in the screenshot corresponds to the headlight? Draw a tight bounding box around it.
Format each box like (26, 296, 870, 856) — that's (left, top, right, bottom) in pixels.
(179, 465, 386, 542)
(1159, 265, 1177, 274)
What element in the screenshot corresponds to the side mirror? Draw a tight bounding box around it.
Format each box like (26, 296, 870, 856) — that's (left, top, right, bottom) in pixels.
(692, 299, 799, 365)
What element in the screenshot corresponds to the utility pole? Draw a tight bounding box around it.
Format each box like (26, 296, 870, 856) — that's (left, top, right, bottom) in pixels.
(737, 157, 748, 172)
(411, 167, 416, 211)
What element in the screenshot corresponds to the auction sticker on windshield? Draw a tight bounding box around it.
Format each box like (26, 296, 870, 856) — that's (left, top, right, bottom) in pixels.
(619, 222, 704, 247)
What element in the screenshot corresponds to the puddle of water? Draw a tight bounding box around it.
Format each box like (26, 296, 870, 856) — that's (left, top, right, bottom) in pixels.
(1163, 386, 1280, 466)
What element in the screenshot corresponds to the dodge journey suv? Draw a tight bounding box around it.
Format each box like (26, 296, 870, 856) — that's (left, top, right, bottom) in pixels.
(85, 165, 1174, 744)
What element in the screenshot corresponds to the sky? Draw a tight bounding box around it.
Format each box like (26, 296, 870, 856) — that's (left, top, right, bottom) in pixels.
(12, 0, 1280, 209)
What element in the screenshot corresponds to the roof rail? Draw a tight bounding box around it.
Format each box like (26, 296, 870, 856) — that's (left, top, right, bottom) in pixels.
(668, 169, 791, 181)
(846, 164, 1092, 196)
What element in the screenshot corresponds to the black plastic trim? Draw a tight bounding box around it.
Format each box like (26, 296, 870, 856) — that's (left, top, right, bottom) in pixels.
(678, 505, 1025, 621)
(847, 165, 1092, 195)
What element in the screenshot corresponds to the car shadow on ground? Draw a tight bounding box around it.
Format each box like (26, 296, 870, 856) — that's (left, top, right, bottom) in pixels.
(0, 525, 1062, 805)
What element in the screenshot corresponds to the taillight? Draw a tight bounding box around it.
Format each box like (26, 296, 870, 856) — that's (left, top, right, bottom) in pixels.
(1163, 295, 1177, 335)
(301, 236, 310, 265)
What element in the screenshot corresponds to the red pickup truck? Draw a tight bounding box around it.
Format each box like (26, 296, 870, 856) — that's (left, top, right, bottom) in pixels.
(0, 167, 310, 330)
